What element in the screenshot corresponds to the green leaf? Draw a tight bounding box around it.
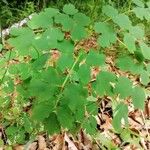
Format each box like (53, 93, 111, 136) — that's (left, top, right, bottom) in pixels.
(8, 27, 34, 55)
(57, 40, 74, 54)
(32, 100, 55, 121)
(57, 53, 74, 71)
(83, 116, 97, 135)
(33, 28, 64, 51)
(78, 64, 91, 85)
(133, 8, 150, 21)
(113, 14, 132, 30)
(94, 22, 116, 47)
(17, 63, 31, 80)
(86, 51, 106, 66)
(44, 7, 59, 17)
(29, 78, 55, 98)
(44, 113, 61, 135)
(32, 54, 49, 70)
(57, 105, 74, 129)
(132, 0, 144, 7)
(112, 103, 128, 132)
(129, 26, 145, 39)
(95, 71, 116, 96)
(114, 77, 133, 99)
(140, 42, 150, 60)
(75, 105, 85, 122)
(123, 33, 136, 53)
(115, 56, 144, 74)
(86, 101, 98, 115)
(43, 27, 64, 41)
(63, 4, 78, 15)
(71, 25, 87, 41)
(102, 5, 118, 19)
(140, 71, 149, 85)
(55, 14, 74, 31)
(132, 86, 146, 110)
(73, 13, 90, 26)
(27, 12, 53, 29)
(62, 83, 87, 111)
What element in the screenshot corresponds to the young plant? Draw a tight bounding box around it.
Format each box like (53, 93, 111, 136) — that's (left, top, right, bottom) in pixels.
(0, 1, 149, 146)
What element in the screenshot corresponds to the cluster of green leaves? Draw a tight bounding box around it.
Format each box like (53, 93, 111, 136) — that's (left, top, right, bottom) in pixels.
(0, 1, 149, 146)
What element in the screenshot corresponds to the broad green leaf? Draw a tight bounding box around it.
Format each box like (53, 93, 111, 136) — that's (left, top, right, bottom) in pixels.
(133, 7, 150, 21)
(29, 78, 55, 98)
(32, 54, 49, 70)
(94, 22, 116, 47)
(8, 27, 34, 55)
(114, 77, 133, 99)
(63, 4, 78, 15)
(123, 33, 136, 53)
(113, 14, 132, 30)
(57, 53, 74, 71)
(132, 86, 146, 110)
(95, 71, 116, 96)
(57, 105, 74, 129)
(78, 64, 91, 85)
(44, 113, 61, 135)
(86, 51, 105, 66)
(27, 12, 53, 29)
(83, 116, 97, 135)
(55, 13, 74, 31)
(62, 83, 87, 111)
(112, 103, 128, 132)
(44, 7, 59, 17)
(132, 0, 144, 7)
(115, 56, 144, 74)
(73, 13, 90, 26)
(57, 40, 74, 54)
(43, 27, 64, 41)
(41, 67, 61, 85)
(71, 25, 87, 41)
(75, 105, 85, 122)
(86, 101, 98, 115)
(140, 42, 150, 60)
(102, 5, 118, 19)
(17, 63, 31, 80)
(33, 28, 63, 51)
(140, 71, 149, 85)
(32, 100, 55, 121)
(129, 26, 145, 39)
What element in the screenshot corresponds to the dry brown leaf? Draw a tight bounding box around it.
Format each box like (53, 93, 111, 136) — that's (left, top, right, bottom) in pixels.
(28, 142, 38, 150)
(64, 133, 78, 150)
(14, 145, 24, 150)
(38, 135, 47, 150)
(52, 134, 64, 150)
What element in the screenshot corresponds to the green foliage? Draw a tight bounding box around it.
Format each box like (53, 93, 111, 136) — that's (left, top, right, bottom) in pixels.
(0, 2, 149, 147)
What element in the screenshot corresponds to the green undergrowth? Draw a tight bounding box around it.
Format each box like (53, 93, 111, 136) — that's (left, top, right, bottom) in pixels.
(0, 0, 150, 149)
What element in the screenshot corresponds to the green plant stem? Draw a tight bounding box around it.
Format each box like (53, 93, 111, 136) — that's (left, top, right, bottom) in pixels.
(55, 54, 81, 107)
(117, 37, 127, 48)
(61, 56, 80, 91)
